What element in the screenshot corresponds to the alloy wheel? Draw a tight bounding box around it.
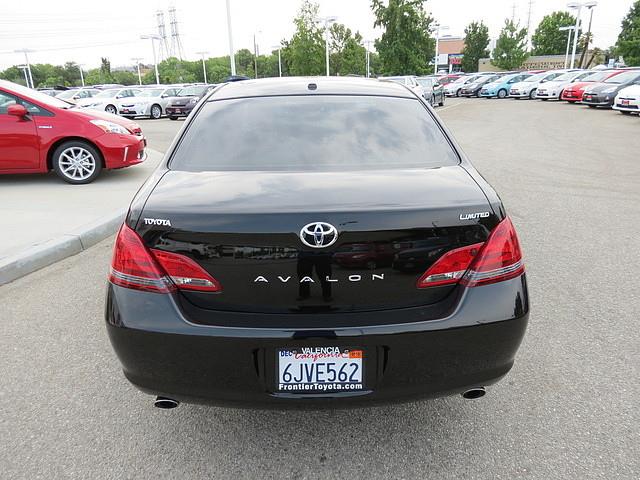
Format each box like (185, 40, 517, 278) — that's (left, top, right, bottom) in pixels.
(58, 146, 96, 181)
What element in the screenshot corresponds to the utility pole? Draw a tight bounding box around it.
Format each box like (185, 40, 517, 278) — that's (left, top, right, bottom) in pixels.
(18, 65, 29, 87)
(78, 64, 85, 87)
(253, 32, 261, 79)
(196, 51, 209, 83)
(168, 6, 185, 59)
(567, 2, 597, 69)
(156, 10, 168, 61)
(14, 49, 34, 88)
(225, 0, 236, 76)
(433, 24, 449, 74)
(131, 57, 143, 85)
(579, 3, 597, 67)
(526, 0, 534, 49)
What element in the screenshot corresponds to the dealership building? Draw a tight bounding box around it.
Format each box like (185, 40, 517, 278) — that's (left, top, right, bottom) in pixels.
(435, 37, 465, 72)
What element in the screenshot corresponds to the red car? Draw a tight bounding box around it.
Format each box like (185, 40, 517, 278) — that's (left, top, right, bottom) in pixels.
(561, 70, 625, 103)
(0, 80, 146, 184)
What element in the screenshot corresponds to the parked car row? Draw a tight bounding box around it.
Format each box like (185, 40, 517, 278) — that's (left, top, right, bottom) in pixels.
(445, 67, 640, 115)
(379, 76, 445, 107)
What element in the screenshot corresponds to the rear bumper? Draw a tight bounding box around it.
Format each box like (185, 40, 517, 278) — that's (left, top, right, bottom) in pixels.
(165, 105, 194, 117)
(612, 100, 640, 112)
(105, 275, 529, 408)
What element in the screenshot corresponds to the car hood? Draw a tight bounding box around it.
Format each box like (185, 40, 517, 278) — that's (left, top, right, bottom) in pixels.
(76, 98, 112, 107)
(537, 80, 569, 90)
(615, 85, 640, 97)
(563, 81, 593, 90)
(117, 96, 161, 104)
(67, 108, 141, 131)
(583, 82, 619, 94)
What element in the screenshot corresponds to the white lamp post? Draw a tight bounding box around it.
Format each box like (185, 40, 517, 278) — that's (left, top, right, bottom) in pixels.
(14, 49, 34, 88)
(131, 57, 143, 85)
(225, 0, 237, 76)
(317, 16, 338, 76)
(559, 26, 575, 68)
(567, 2, 597, 69)
(433, 24, 449, 74)
(140, 34, 161, 84)
(271, 46, 282, 77)
(196, 51, 209, 83)
(364, 40, 374, 78)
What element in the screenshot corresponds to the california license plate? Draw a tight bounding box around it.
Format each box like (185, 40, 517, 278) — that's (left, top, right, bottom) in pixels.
(622, 99, 630, 106)
(586, 95, 592, 100)
(277, 347, 364, 393)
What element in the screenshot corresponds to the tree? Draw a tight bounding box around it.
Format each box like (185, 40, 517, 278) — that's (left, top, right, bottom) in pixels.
(461, 21, 490, 73)
(281, 0, 325, 76)
(531, 11, 577, 55)
(492, 19, 528, 70)
(615, 0, 640, 66)
(371, 0, 435, 75)
(329, 23, 367, 75)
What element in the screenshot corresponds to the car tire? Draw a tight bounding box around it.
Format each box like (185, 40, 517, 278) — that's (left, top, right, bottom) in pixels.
(529, 89, 537, 100)
(455, 89, 461, 97)
(150, 104, 162, 119)
(540, 98, 548, 101)
(620, 110, 631, 115)
(169, 116, 178, 120)
(52, 140, 103, 185)
(105, 104, 117, 115)
(497, 89, 507, 99)
(588, 105, 596, 108)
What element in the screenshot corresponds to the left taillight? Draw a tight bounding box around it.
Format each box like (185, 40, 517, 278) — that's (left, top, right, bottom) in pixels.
(417, 217, 524, 289)
(109, 224, 221, 294)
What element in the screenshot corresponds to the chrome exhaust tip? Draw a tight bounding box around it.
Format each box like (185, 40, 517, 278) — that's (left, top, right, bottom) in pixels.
(154, 396, 179, 409)
(461, 387, 486, 399)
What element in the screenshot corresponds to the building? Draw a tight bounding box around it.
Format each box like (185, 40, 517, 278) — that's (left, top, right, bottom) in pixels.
(478, 54, 569, 72)
(437, 37, 465, 72)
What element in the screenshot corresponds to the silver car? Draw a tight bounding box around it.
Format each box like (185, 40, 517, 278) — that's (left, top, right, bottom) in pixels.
(55, 88, 100, 105)
(379, 76, 427, 101)
(116, 86, 183, 119)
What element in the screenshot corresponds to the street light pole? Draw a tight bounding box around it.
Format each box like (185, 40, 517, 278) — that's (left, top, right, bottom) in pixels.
(271, 46, 282, 77)
(196, 51, 209, 83)
(433, 24, 449, 74)
(559, 26, 575, 68)
(18, 65, 29, 87)
(225, 0, 237, 76)
(131, 57, 143, 85)
(568, 3, 582, 69)
(364, 40, 373, 78)
(141, 34, 161, 84)
(579, 3, 597, 67)
(15, 49, 34, 88)
(317, 16, 337, 76)
(78, 64, 85, 87)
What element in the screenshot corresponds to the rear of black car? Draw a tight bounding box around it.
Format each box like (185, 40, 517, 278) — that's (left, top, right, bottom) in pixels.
(105, 78, 529, 408)
(165, 84, 215, 119)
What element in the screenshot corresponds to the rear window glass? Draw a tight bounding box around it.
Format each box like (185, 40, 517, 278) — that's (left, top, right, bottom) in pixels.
(170, 95, 459, 172)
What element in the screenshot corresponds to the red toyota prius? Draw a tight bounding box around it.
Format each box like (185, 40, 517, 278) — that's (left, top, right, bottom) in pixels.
(0, 80, 146, 184)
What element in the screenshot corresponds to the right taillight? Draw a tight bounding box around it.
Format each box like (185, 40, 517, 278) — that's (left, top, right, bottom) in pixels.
(416, 217, 524, 289)
(109, 224, 221, 294)
(460, 217, 524, 287)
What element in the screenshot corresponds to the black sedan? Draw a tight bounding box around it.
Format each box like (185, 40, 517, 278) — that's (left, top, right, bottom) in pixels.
(416, 76, 445, 107)
(581, 69, 640, 108)
(459, 74, 501, 97)
(106, 77, 529, 409)
(165, 84, 217, 120)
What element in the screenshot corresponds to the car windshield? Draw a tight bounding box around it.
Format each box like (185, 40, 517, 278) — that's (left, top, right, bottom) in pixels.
(177, 85, 207, 96)
(94, 89, 119, 98)
(553, 72, 580, 82)
(582, 71, 613, 82)
(3, 81, 72, 108)
(55, 90, 79, 99)
(523, 72, 547, 82)
(170, 95, 459, 172)
(604, 71, 640, 84)
(416, 78, 433, 87)
(137, 89, 164, 97)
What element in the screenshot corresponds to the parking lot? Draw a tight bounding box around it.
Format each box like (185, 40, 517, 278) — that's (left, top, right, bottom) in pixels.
(1, 98, 639, 479)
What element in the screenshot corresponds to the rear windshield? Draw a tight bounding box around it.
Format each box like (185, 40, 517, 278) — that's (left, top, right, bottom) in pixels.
(170, 95, 459, 172)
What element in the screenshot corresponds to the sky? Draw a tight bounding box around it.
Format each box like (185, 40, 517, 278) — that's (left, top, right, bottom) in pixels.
(0, 0, 634, 70)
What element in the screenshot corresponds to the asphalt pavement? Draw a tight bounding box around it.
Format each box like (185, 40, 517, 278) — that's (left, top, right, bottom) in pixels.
(1, 100, 639, 479)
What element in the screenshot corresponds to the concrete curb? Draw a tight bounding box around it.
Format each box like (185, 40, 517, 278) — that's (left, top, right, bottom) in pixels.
(0, 209, 125, 285)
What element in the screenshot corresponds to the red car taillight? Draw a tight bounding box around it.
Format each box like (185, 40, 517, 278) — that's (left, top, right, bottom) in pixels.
(417, 217, 524, 289)
(109, 224, 221, 294)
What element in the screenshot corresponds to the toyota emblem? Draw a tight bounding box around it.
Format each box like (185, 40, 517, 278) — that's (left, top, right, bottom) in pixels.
(299, 222, 338, 248)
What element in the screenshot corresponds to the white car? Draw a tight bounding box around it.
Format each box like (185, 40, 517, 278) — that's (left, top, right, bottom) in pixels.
(444, 75, 480, 97)
(54, 88, 100, 105)
(116, 86, 183, 119)
(509, 70, 573, 99)
(612, 84, 640, 114)
(76, 87, 142, 114)
(379, 76, 426, 101)
(535, 71, 590, 100)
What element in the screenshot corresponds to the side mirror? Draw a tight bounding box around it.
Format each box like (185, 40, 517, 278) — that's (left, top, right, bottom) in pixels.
(7, 104, 28, 118)
(434, 83, 440, 88)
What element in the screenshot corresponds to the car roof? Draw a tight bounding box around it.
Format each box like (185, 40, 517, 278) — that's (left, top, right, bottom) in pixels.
(209, 76, 415, 100)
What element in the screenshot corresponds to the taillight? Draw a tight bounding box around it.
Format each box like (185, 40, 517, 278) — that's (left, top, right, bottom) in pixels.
(109, 224, 221, 294)
(417, 217, 524, 289)
(416, 243, 483, 288)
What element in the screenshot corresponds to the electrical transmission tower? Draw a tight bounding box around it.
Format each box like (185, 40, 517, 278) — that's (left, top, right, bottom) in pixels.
(156, 10, 169, 61)
(168, 6, 185, 60)
(526, 0, 535, 49)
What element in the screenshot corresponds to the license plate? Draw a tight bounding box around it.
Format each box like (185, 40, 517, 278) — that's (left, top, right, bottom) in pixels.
(277, 347, 364, 393)
(585, 95, 592, 100)
(622, 100, 630, 106)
